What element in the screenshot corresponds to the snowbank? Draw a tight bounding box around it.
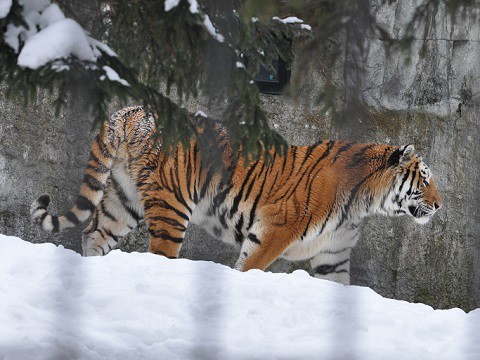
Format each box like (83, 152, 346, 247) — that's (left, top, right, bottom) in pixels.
(0, 234, 478, 360)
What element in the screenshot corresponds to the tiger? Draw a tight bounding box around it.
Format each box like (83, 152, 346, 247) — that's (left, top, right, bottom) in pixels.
(31, 106, 442, 285)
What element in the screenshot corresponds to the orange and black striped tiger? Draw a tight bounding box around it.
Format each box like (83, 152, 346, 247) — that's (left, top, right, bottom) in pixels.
(31, 106, 442, 284)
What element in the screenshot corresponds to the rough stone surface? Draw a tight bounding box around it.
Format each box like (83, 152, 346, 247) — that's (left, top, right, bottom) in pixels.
(1, 1, 479, 311)
(349, 1, 480, 310)
(0, 86, 95, 250)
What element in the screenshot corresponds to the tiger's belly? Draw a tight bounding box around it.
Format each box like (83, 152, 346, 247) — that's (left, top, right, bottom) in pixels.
(190, 195, 359, 263)
(280, 233, 337, 261)
(281, 225, 360, 261)
(190, 200, 241, 248)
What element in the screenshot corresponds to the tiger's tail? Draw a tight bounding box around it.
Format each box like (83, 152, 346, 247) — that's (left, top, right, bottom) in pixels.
(30, 108, 132, 233)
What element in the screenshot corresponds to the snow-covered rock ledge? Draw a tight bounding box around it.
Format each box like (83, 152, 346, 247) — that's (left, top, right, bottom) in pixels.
(0, 234, 479, 360)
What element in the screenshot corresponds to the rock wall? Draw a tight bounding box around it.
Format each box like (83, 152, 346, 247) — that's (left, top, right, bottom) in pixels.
(350, 0, 480, 310)
(0, 0, 479, 311)
(0, 86, 95, 250)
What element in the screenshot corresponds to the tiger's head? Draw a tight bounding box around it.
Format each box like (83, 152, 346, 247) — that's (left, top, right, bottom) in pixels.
(384, 144, 442, 224)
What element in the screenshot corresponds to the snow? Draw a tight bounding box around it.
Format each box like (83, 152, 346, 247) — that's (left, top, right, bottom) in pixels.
(0, 234, 479, 359)
(164, 0, 199, 14)
(187, 0, 199, 14)
(38, 3, 65, 29)
(163, 0, 223, 43)
(272, 16, 311, 32)
(4, 0, 117, 72)
(90, 38, 118, 58)
(5, 0, 61, 52)
(0, 0, 11, 19)
(194, 110, 208, 118)
(18, 19, 96, 69)
(164, 0, 180, 12)
(100, 66, 130, 87)
(202, 14, 224, 43)
(273, 16, 304, 24)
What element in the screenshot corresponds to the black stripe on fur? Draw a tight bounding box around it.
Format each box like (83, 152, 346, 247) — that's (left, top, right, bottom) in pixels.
(37, 195, 50, 209)
(65, 211, 80, 225)
(76, 195, 96, 212)
(313, 259, 350, 275)
(247, 233, 261, 244)
(51, 216, 60, 233)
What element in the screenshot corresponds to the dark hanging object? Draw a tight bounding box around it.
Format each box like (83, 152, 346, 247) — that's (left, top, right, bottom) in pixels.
(254, 57, 290, 95)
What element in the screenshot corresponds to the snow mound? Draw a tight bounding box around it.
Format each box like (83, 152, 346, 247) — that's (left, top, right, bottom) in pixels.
(0, 234, 479, 360)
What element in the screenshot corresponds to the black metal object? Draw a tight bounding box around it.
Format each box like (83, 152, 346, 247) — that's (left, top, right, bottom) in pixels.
(254, 57, 290, 95)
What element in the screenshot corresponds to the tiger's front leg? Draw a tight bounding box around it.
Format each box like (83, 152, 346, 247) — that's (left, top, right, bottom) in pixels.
(234, 225, 297, 272)
(309, 227, 359, 285)
(310, 252, 351, 285)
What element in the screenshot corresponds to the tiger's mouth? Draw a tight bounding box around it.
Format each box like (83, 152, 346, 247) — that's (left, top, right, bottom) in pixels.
(408, 205, 435, 224)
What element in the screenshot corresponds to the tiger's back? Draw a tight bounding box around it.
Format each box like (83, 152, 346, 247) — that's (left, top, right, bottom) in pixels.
(31, 106, 442, 284)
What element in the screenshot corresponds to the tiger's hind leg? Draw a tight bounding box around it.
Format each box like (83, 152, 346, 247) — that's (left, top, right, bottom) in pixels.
(143, 190, 194, 259)
(138, 143, 198, 259)
(82, 161, 143, 256)
(81, 198, 141, 256)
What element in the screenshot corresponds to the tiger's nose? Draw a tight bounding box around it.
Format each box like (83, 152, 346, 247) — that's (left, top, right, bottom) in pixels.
(433, 201, 441, 210)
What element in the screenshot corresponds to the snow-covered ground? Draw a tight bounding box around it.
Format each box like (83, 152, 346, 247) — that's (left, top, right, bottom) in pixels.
(0, 234, 479, 360)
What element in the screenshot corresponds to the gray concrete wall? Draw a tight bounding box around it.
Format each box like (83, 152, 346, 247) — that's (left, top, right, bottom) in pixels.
(1, 0, 479, 311)
(352, 0, 480, 310)
(0, 87, 94, 250)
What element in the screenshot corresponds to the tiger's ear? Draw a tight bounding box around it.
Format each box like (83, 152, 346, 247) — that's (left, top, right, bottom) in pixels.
(388, 144, 415, 166)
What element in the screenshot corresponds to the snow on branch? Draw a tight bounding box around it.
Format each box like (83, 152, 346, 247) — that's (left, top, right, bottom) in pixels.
(164, 0, 224, 42)
(2, 0, 127, 85)
(272, 16, 312, 31)
(0, 0, 12, 18)
(17, 19, 97, 68)
(100, 65, 130, 86)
